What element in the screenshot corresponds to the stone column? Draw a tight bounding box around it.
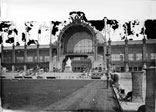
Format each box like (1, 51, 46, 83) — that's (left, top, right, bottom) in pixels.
(24, 65, 27, 75)
(124, 38, 129, 72)
(57, 42, 60, 61)
(103, 17, 107, 72)
(11, 65, 15, 72)
(125, 63, 129, 72)
(12, 44, 15, 72)
(142, 37, 146, 61)
(103, 42, 107, 71)
(1, 44, 3, 64)
(145, 67, 156, 112)
(142, 37, 147, 70)
(49, 43, 53, 72)
(49, 22, 53, 72)
(94, 41, 97, 61)
(108, 38, 111, 66)
(0, 54, 1, 75)
(37, 44, 40, 68)
(0, 44, 3, 75)
(24, 44, 27, 73)
(131, 71, 144, 102)
(56, 42, 61, 70)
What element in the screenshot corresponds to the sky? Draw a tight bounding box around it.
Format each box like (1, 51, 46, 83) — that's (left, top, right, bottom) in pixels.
(1, 0, 156, 46)
(1, 0, 156, 20)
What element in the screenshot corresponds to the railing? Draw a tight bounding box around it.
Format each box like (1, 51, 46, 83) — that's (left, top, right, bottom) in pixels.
(111, 82, 123, 112)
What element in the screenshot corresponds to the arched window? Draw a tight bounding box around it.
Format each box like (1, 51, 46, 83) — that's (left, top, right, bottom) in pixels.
(66, 32, 93, 53)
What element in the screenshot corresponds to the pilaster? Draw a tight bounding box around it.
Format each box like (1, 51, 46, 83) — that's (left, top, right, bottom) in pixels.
(124, 38, 129, 72)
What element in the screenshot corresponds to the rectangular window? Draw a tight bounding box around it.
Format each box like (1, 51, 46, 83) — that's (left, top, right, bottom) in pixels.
(73, 57, 81, 60)
(128, 54, 134, 61)
(44, 56, 49, 62)
(121, 67, 124, 72)
(111, 54, 124, 61)
(150, 53, 156, 59)
(27, 56, 33, 62)
(116, 67, 121, 72)
(129, 67, 133, 72)
(4, 57, 11, 63)
(16, 57, 24, 63)
(120, 54, 124, 61)
(34, 56, 43, 62)
(39, 56, 43, 62)
(136, 53, 142, 61)
(34, 56, 37, 62)
(111, 54, 120, 61)
(134, 67, 137, 71)
(138, 67, 142, 71)
(146, 53, 148, 59)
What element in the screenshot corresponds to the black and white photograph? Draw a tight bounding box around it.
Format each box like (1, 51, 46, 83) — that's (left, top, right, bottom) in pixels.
(0, 0, 156, 112)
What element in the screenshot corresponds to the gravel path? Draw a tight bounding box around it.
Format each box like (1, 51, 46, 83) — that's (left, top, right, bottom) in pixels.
(44, 80, 120, 112)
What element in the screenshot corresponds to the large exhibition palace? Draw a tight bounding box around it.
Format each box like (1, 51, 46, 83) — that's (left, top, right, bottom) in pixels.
(1, 14, 156, 73)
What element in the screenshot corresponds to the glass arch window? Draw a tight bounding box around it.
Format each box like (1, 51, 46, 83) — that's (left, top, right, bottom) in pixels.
(66, 32, 93, 53)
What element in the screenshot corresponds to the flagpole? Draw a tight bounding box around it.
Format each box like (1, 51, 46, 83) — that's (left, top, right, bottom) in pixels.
(49, 21, 53, 72)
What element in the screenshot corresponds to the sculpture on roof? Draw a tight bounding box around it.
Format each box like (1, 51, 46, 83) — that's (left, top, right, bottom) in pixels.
(69, 11, 88, 23)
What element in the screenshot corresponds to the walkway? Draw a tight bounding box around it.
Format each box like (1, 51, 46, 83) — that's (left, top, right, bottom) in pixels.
(44, 80, 121, 112)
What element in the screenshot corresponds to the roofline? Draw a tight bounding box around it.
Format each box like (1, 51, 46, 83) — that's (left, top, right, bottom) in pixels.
(111, 39, 156, 45)
(2, 39, 156, 50)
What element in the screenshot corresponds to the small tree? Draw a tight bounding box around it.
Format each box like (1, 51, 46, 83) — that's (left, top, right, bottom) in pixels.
(0, 21, 12, 44)
(23, 21, 37, 46)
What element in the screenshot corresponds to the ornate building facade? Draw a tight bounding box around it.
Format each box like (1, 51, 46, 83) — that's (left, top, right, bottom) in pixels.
(1, 16, 156, 73)
(1, 38, 156, 73)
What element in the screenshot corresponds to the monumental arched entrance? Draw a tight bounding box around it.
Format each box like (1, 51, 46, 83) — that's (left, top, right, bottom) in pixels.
(56, 21, 97, 72)
(52, 19, 107, 72)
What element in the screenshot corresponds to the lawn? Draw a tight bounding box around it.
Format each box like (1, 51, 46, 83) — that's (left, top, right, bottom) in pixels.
(0, 79, 93, 111)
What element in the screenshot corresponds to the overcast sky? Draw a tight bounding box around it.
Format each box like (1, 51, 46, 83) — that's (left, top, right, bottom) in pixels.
(1, 0, 156, 21)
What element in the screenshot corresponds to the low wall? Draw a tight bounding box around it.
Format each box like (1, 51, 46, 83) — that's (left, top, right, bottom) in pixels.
(117, 72, 132, 79)
(1, 72, 91, 80)
(39, 72, 90, 79)
(2, 72, 19, 78)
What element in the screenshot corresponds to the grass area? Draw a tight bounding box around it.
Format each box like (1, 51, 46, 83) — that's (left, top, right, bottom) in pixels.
(0, 79, 93, 110)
